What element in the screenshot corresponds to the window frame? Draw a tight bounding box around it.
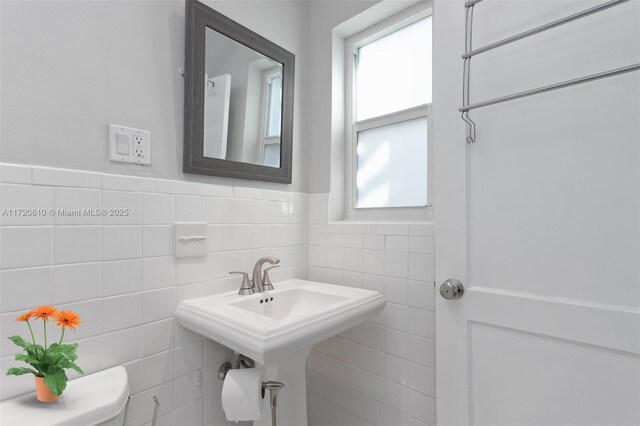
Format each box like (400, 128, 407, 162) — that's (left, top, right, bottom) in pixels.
(345, 7, 434, 221)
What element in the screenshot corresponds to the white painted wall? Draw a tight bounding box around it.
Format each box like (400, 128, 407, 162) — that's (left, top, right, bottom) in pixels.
(0, 0, 309, 192)
(307, 0, 381, 195)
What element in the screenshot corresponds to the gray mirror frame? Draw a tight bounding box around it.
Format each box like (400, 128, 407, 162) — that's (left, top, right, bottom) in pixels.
(183, 0, 295, 183)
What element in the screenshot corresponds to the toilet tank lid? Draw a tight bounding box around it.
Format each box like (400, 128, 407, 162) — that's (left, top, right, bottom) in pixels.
(0, 366, 129, 426)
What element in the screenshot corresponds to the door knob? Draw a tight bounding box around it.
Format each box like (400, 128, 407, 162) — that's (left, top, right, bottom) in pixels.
(439, 278, 464, 299)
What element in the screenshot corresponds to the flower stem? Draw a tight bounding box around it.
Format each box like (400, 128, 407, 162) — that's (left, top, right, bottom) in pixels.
(26, 319, 41, 359)
(43, 319, 47, 349)
(26, 320, 36, 346)
(58, 328, 65, 345)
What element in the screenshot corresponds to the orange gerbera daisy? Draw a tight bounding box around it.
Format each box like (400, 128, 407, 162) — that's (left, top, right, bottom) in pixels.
(15, 311, 33, 322)
(53, 310, 81, 331)
(31, 305, 57, 321)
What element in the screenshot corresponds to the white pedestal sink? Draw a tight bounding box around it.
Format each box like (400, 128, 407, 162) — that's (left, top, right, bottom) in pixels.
(175, 279, 386, 426)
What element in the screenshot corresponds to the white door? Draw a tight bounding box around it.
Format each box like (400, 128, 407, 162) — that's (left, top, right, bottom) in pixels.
(434, 1, 640, 425)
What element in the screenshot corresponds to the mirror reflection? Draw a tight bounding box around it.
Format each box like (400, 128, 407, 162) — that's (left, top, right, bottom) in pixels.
(204, 27, 283, 168)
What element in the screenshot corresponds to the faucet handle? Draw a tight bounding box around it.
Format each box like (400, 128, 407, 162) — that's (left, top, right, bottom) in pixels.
(229, 271, 254, 295)
(262, 265, 279, 291)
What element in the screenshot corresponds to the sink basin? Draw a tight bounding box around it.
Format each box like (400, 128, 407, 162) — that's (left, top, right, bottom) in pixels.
(229, 287, 348, 321)
(176, 278, 385, 425)
(175, 278, 386, 365)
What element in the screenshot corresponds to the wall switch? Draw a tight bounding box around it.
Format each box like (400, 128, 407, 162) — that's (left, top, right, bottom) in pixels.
(109, 124, 151, 165)
(116, 133, 130, 155)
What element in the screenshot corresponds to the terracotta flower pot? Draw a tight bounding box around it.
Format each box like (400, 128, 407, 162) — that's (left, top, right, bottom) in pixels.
(35, 376, 58, 402)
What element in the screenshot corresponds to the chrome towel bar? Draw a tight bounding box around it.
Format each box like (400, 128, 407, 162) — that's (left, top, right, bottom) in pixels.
(460, 0, 639, 143)
(460, 63, 640, 113)
(462, 0, 631, 60)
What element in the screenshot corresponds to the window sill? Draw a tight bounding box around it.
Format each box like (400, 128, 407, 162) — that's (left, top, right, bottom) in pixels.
(346, 205, 435, 222)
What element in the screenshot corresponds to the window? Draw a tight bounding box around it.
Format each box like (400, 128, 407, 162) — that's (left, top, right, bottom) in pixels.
(347, 10, 433, 217)
(260, 70, 282, 168)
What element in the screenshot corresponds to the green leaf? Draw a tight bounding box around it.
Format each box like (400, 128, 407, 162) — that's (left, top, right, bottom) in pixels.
(8, 337, 46, 368)
(51, 343, 79, 362)
(6, 367, 38, 376)
(8, 336, 30, 350)
(15, 354, 42, 366)
(61, 343, 79, 353)
(46, 351, 66, 365)
(43, 370, 68, 396)
(25, 344, 44, 357)
(62, 361, 84, 375)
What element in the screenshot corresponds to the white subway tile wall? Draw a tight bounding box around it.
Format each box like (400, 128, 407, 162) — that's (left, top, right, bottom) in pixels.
(0, 164, 435, 426)
(307, 195, 436, 426)
(0, 164, 309, 426)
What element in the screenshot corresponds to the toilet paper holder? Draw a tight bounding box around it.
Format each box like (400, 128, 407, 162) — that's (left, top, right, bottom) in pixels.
(262, 381, 285, 426)
(151, 396, 160, 426)
(262, 381, 284, 406)
(218, 359, 285, 426)
(217, 354, 254, 379)
(218, 361, 232, 380)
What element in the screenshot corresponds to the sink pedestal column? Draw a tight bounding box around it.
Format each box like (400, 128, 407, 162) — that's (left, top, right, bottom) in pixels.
(254, 347, 311, 426)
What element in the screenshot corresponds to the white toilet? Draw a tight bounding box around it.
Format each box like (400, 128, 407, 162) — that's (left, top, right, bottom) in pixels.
(0, 366, 129, 426)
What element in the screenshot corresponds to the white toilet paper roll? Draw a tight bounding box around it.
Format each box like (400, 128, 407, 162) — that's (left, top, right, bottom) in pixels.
(221, 368, 265, 421)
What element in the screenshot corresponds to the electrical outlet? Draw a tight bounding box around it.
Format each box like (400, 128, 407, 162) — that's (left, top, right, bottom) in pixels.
(109, 124, 151, 165)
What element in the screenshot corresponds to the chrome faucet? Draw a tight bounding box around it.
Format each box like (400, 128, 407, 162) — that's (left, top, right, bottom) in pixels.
(252, 256, 280, 293)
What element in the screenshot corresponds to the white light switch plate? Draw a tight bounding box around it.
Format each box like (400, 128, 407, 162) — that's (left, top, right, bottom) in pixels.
(175, 222, 208, 258)
(109, 124, 151, 165)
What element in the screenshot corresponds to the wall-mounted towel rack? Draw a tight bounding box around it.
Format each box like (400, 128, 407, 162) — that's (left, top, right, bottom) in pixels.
(461, 0, 640, 143)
